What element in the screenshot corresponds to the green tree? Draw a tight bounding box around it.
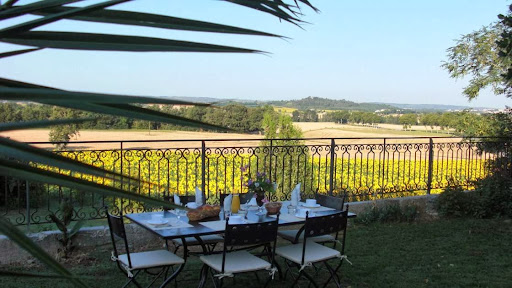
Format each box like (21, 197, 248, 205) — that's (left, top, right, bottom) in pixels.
(442, 22, 508, 99)
(498, 5, 512, 97)
(399, 114, 417, 130)
(260, 111, 311, 200)
(48, 107, 80, 149)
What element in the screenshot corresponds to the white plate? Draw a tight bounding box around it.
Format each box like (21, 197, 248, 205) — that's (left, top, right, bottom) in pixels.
(295, 213, 307, 219)
(300, 203, 321, 208)
(147, 219, 168, 226)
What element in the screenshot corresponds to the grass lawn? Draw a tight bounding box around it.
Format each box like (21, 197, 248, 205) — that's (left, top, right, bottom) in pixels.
(3, 218, 511, 287)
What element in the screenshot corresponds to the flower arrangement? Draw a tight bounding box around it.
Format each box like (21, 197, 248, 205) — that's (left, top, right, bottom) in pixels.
(241, 166, 276, 206)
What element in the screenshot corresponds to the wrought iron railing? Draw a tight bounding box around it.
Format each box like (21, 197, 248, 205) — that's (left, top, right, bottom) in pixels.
(1, 137, 509, 226)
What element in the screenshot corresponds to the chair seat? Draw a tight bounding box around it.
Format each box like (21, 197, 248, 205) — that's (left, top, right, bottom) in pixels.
(276, 241, 340, 265)
(118, 250, 184, 270)
(278, 229, 336, 243)
(200, 250, 271, 274)
(172, 234, 224, 246)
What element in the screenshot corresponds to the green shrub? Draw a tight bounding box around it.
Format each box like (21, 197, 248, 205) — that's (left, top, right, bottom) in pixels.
(473, 172, 512, 218)
(435, 185, 476, 218)
(435, 172, 512, 219)
(355, 203, 418, 225)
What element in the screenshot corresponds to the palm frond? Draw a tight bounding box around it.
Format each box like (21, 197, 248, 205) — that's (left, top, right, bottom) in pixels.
(0, 118, 94, 131)
(0, 0, 81, 20)
(0, 31, 263, 53)
(0, 48, 42, 59)
(0, 86, 210, 106)
(28, 6, 283, 38)
(0, 0, 129, 37)
(0, 158, 179, 209)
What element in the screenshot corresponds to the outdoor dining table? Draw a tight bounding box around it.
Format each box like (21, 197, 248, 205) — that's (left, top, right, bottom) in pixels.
(125, 201, 356, 287)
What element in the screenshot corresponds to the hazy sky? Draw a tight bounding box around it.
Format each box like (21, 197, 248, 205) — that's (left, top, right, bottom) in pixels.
(1, 0, 512, 108)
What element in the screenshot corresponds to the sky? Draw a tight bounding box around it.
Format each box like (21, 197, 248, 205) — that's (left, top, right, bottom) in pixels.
(1, 0, 512, 109)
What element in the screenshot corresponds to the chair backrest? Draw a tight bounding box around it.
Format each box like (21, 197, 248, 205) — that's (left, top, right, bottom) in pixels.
(221, 215, 280, 273)
(219, 192, 254, 206)
(315, 194, 345, 210)
(301, 208, 349, 265)
(106, 209, 133, 268)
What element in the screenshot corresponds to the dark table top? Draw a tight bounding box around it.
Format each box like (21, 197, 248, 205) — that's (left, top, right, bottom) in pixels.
(126, 201, 356, 240)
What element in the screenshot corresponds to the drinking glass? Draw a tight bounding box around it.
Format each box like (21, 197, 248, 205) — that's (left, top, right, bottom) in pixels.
(176, 209, 187, 222)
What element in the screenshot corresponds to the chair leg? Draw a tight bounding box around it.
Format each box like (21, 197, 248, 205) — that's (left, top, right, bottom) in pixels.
(121, 270, 141, 288)
(301, 270, 320, 288)
(198, 264, 208, 288)
(322, 261, 343, 288)
(159, 264, 184, 288)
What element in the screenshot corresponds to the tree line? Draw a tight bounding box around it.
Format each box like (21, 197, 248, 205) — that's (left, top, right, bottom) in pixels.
(0, 102, 505, 139)
(0, 102, 274, 137)
(293, 108, 499, 135)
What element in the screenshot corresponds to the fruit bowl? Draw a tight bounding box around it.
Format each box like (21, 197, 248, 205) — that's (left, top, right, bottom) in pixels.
(264, 202, 282, 215)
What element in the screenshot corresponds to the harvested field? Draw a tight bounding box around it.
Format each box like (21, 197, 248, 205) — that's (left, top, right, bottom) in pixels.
(0, 123, 456, 151)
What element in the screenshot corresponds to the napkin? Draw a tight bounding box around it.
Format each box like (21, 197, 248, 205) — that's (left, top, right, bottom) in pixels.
(247, 196, 257, 206)
(173, 194, 181, 205)
(195, 186, 203, 205)
(223, 194, 233, 211)
(290, 183, 301, 206)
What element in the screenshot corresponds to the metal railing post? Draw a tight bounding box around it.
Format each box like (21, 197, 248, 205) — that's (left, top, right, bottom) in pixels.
(26, 180, 30, 233)
(427, 138, 434, 195)
(120, 141, 123, 215)
(269, 139, 273, 182)
(201, 140, 206, 204)
(380, 138, 386, 198)
(329, 139, 335, 196)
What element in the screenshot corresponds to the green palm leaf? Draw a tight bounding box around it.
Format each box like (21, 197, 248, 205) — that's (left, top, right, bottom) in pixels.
(0, 31, 263, 53)
(29, 6, 283, 37)
(0, 0, 81, 20)
(0, 136, 144, 186)
(0, 158, 179, 209)
(0, 0, 129, 37)
(0, 48, 42, 59)
(0, 118, 95, 131)
(0, 86, 210, 106)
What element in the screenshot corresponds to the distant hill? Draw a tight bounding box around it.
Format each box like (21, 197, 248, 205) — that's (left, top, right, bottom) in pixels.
(156, 96, 493, 112)
(265, 96, 394, 111)
(371, 102, 489, 112)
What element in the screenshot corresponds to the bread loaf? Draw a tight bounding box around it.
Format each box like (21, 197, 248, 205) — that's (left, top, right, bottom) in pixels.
(186, 205, 221, 221)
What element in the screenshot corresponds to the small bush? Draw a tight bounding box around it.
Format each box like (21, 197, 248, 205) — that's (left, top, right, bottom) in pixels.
(473, 172, 512, 218)
(435, 186, 476, 218)
(435, 172, 512, 219)
(355, 203, 418, 225)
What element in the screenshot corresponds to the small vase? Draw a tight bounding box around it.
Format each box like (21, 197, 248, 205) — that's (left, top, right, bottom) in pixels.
(255, 192, 266, 207)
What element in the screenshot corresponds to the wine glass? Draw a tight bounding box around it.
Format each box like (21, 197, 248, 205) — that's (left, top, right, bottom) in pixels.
(176, 209, 186, 222)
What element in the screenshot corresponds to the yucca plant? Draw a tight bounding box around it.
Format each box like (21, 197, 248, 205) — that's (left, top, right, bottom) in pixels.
(0, 0, 317, 286)
(48, 199, 85, 259)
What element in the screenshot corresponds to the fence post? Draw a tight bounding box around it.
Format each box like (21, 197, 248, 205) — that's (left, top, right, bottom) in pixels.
(329, 139, 335, 196)
(120, 141, 123, 215)
(26, 180, 30, 232)
(380, 138, 386, 198)
(201, 140, 206, 204)
(269, 139, 273, 182)
(427, 138, 434, 195)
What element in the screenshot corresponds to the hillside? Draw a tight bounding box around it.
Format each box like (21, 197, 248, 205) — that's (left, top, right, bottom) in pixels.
(266, 96, 394, 111)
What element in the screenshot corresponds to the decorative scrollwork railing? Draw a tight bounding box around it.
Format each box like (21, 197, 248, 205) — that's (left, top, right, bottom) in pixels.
(1, 137, 509, 226)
